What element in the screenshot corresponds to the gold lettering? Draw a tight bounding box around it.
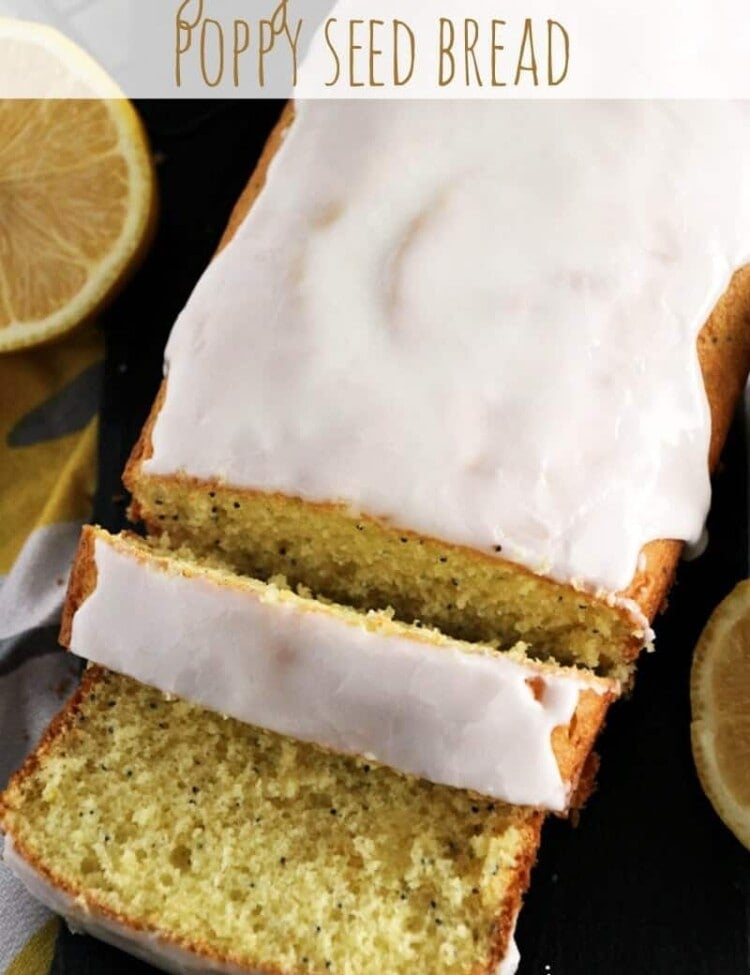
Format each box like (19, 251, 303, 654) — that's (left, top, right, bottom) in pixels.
(438, 18, 455, 86)
(324, 18, 340, 86)
(233, 20, 250, 87)
(547, 20, 570, 85)
(270, 0, 289, 35)
(491, 19, 507, 87)
(464, 18, 482, 86)
(348, 19, 365, 86)
(175, 0, 203, 87)
(393, 20, 415, 86)
(369, 19, 385, 86)
(515, 18, 538, 85)
(257, 20, 274, 85)
(285, 18, 303, 85)
(200, 17, 224, 87)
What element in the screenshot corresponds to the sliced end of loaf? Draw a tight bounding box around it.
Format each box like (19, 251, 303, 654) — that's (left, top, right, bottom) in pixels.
(1, 667, 542, 975)
(63, 526, 617, 810)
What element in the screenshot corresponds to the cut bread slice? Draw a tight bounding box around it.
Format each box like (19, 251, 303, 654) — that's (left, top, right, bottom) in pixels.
(123, 102, 750, 679)
(61, 527, 618, 812)
(0, 667, 541, 975)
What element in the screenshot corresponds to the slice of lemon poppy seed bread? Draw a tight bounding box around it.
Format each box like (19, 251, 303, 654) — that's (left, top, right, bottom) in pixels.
(60, 526, 618, 812)
(1, 667, 540, 975)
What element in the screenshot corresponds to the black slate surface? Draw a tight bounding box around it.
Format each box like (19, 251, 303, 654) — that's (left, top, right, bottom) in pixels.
(52, 100, 750, 975)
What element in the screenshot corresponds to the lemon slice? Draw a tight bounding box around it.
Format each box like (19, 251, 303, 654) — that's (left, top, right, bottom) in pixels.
(691, 580, 750, 849)
(0, 19, 155, 352)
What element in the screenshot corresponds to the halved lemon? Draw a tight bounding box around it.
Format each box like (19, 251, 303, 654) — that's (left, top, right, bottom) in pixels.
(0, 19, 156, 352)
(691, 581, 750, 849)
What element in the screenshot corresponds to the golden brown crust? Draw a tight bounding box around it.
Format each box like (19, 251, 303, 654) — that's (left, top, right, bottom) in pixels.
(567, 750, 600, 812)
(487, 811, 544, 975)
(620, 265, 750, 621)
(123, 103, 750, 647)
(218, 103, 296, 254)
(122, 377, 166, 492)
(1, 665, 540, 975)
(59, 525, 98, 647)
(550, 687, 614, 798)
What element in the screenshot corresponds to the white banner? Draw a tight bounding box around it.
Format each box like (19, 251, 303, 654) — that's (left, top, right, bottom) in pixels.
(0, 0, 749, 98)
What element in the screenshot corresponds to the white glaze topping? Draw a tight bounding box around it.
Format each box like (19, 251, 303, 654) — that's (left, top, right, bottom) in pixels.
(69, 535, 614, 811)
(497, 918, 520, 975)
(145, 101, 750, 595)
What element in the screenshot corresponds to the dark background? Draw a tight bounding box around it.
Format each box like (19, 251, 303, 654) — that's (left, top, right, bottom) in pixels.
(50, 101, 750, 975)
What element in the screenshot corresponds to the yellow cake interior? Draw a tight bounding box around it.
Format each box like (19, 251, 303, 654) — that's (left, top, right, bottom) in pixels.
(99, 528, 602, 680)
(1, 669, 540, 975)
(130, 477, 638, 679)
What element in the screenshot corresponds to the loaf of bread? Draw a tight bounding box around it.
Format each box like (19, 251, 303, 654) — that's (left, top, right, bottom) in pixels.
(5, 100, 750, 975)
(124, 101, 750, 680)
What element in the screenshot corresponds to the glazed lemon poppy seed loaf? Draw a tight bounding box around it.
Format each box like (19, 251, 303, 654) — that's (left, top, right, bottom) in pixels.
(0, 667, 540, 975)
(61, 526, 618, 812)
(125, 101, 750, 679)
